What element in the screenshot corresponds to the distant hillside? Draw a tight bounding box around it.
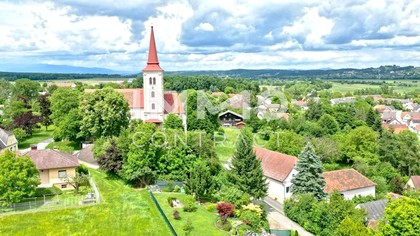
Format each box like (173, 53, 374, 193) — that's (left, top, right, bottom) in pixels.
(167, 65, 420, 80)
(0, 64, 130, 75)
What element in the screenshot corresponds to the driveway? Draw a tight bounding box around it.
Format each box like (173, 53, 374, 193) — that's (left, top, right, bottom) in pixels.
(262, 197, 314, 236)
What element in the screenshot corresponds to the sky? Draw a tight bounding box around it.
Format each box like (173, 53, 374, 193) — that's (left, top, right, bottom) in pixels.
(0, 0, 419, 72)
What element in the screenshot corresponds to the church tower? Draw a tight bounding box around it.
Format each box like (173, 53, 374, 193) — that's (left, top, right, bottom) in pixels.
(143, 26, 164, 122)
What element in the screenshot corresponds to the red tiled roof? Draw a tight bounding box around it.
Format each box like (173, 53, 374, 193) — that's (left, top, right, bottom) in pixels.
(382, 124, 409, 134)
(253, 147, 298, 182)
(323, 169, 376, 193)
(410, 176, 420, 188)
(292, 100, 307, 106)
(85, 88, 145, 109)
(27, 150, 79, 170)
(212, 92, 225, 97)
(164, 92, 185, 114)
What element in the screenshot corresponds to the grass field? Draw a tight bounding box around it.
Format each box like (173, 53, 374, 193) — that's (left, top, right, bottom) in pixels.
(215, 128, 240, 163)
(46, 141, 81, 153)
(0, 170, 170, 236)
(154, 192, 228, 236)
(18, 126, 55, 149)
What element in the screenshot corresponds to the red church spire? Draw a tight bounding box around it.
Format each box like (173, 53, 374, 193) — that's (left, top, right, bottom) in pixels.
(143, 26, 163, 71)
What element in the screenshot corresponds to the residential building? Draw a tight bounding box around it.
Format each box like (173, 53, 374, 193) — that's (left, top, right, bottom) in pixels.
(356, 199, 388, 228)
(27, 149, 80, 190)
(219, 110, 243, 127)
(0, 128, 18, 151)
(405, 176, 420, 190)
(374, 104, 393, 113)
(323, 168, 376, 200)
(382, 123, 409, 134)
(254, 147, 298, 203)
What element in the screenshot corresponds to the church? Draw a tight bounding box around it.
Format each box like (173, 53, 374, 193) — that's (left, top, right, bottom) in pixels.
(86, 27, 186, 125)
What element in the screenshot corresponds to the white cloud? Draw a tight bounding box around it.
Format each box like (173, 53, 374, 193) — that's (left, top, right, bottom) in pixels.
(194, 23, 214, 31)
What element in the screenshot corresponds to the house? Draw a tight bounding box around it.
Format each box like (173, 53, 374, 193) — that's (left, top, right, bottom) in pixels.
(254, 147, 298, 203)
(330, 97, 356, 105)
(356, 199, 388, 228)
(400, 112, 420, 127)
(323, 168, 376, 200)
(0, 128, 18, 151)
(75, 144, 98, 169)
(405, 176, 420, 190)
(219, 110, 243, 127)
(228, 94, 250, 109)
(381, 111, 398, 123)
(291, 100, 308, 110)
(27, 149, 80, 190)
(236, 121, 246, 129)
(84, 27, 186, 127)
(382, 124, 409, 134)
(374, 104, 393, 113)
(362, 95, 383, 102)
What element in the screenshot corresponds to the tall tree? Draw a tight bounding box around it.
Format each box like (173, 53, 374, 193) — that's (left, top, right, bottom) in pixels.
(0, 79, 12, 104)
(50, 88, 82, 141)
(37, 94, 52, 129)
(164, 114, 184, 130)
(97, 139, 123, 175)
(12, 79, 40, 99)
(229, 129, 267, 199)
(0, 151, 40, 206)
(79, 88, 130, 140)
(185, 160, 215, 200)
(291, 143, 326, 200)
(305, 99, 323, 120)
(12, 112, 41, 135)
(396, 130, 420, 176)
(318, 114, 339, 135)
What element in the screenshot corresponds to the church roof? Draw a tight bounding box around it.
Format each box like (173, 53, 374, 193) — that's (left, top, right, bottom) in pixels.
(143, 26, 163, 72)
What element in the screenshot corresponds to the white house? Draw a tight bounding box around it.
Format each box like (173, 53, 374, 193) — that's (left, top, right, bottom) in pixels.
(0, 128, 18, 151)
(405, 176, 420, 190)
(85, 26, 186, 127)
(254, 147, 298, 203)
(323, 168, 376, 200)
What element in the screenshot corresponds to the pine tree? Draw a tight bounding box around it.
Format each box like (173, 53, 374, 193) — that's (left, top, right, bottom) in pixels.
(291, 143, 326, 200)
(229, 129, 268, 199)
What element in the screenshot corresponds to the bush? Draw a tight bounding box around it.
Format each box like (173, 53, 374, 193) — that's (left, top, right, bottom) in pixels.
(205, 203, 217, 212)
(183, 217, 193, 233)
(183, 196, 197, 212)
(77, 164, 89, 175)
(217, 202, 235, 222)
(216, 219, 232, 231)
(240, 210, 260, 229)
(237, 225, 252, 236)
(242, 203, 263, 218)
(13, 128, 29, 141)
(34, 186, 62, 197)
(167, 197, 176, 207)
(173, 210, 180, 220)
(173, 185, 181, 192)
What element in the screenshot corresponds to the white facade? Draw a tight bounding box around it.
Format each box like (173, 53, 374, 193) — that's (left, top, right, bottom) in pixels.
(143, 71, 165, 121)
(266, 169, 297, 203)
(340, 186, 376, 200)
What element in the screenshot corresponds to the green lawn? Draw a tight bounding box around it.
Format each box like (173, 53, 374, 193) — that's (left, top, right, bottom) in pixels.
(18, 126, 55, 149)
(46, 141, 81, 153)
(215, 128, 240, 163)
(330, 83, 379, 93)
(0, 170, 170, 236)
(154, 192, 228, 236)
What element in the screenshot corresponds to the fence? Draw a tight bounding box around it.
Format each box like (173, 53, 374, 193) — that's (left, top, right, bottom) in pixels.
(89, 174, 101, 203)
(149, 191, 178, 236)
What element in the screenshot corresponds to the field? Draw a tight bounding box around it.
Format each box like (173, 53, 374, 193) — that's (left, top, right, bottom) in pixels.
(154, 192, 228, 236)
(0, 170, 170, 236)
(215, 128, 241, 163)
(330, 80, 420, 94)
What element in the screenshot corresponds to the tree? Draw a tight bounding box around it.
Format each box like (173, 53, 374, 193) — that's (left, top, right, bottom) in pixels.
(379, 198, 420, 236)
(186, 90, 219, 135)
(396, 131, 420, 176)
(12, 112, 41, 135)
(79, 88, 130, 140)
(267, 129, 305, 156)
(50, 88, 82, 141)
(389, 176, 404, 194)
(217, 202, 235, 222)
(305, 99, 323, 120)
(339, 126, 378, 164)
(229, 129, 267, 199)
(0, 151, 40, 206)
(97, 139, 123, 175)
(291, 143, 326, 200)
(37, 94, 52, 129)
(12, 79, 40, 99)
(164, 114, 184, 130)
(335, 217, 369, 236)
(65, 172, 89, 194)
(0, 79, 12, 104)
(185, 160, 214, 200)
(318, 114, 339, 135)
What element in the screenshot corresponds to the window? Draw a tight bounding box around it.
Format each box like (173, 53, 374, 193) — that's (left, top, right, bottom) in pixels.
(149, 77, 152, 84)
(58, 170, 67, 178)
(61, 184, 67, 189)
(153, 77, 156, 85)
(152, 103, 155, 110)
(151, 91, 155, 97)
(286, 187, 290, 193)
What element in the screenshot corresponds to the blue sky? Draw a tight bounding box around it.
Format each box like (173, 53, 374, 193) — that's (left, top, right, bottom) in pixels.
(0, 0, 419, 72)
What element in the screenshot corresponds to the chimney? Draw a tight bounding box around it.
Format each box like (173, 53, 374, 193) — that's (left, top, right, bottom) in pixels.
(30, 144, 37, 151)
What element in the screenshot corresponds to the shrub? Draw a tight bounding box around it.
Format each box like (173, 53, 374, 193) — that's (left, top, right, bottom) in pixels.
(242, 203, 263, 218)
(77, 164, 89, 175)
(13, 128, 28, 141)
(237, 225, 252, 236)
(205, 203, 217, 212)
(183, 195, 197, 212)
(173, 210, 180, 220)
(34, 186, 63, 197)
(183, 217, 193, 233)
(216, 219, 232, 231)
(240, 210, 260, 229)
(173, 185, 181, 192)
(217, 202, 235, 222)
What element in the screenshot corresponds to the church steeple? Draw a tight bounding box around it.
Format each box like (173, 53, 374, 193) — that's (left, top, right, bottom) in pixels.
(143, 26, 163, 71)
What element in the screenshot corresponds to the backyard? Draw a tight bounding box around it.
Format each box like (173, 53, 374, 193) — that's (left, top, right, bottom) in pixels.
(154, 192, 229, 236)
(18, 125, 55, 149)
(0, 170, 170, 236)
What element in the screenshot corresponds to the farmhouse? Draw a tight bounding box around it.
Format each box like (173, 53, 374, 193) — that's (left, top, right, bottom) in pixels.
(219, 110, 244, 127)
(27, 149, 80, 190)
(323, 168, 376, 200)
(405, 176, 420, 190)
(0, 128, 18, 152)
(85, 26, 185, 126)
(254, 147, 298, 203)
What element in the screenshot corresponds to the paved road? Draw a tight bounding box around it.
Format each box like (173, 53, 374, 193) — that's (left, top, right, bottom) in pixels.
(262, 197, 314, 236)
